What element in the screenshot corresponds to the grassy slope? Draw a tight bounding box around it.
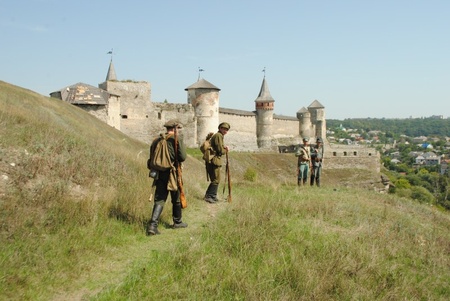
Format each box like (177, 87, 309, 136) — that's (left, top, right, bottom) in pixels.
(1, 81, 449, 300)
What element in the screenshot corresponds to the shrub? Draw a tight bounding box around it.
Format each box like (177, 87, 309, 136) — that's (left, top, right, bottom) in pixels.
(395, 178, 411, 189)
(411, 186, 435, 204)
(396, 188, 412, 199)
(243, 167, 257, 182)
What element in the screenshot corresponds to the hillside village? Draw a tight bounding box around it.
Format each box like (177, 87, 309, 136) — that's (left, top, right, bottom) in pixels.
(327, 124, 450, 175)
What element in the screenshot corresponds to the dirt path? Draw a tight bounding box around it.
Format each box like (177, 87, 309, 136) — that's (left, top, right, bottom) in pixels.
(52, 195, 227, 300)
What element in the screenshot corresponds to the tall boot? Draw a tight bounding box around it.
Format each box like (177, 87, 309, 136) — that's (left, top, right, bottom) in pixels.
(172, 202, 188, 229)
(147, 203, 163, 235)
(205, 183, 218, 203)
(316, 177, 321, 187)
(210, 184, 219, 202)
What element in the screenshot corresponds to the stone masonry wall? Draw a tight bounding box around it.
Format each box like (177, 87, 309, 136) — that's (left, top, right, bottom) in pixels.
(219, 111, 258, 151)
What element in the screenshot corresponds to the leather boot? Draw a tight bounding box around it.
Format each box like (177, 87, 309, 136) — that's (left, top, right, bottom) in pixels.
(172, 201, 188, 229)
(147, 203, 163, 235)
(210, 184, 219, 202)
(204, 183, 218, 203)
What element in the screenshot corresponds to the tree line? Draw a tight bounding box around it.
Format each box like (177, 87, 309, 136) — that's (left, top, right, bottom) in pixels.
(327, 118, 450, 137)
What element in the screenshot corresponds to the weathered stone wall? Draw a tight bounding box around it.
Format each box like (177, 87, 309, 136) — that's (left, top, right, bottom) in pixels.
(78, 105, 108, 123)
(189, 89, 220, 145)
(107, 95, 121, 130)
(325, 156, 381, 172)
(323, 143, 380, 172)
(151, 102, 197, 147)
(272, 116, 298, 136)
(219, 111, 258, 151)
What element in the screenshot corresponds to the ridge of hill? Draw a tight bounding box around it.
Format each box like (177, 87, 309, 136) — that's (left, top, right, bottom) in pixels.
(1, 81, 449, 300)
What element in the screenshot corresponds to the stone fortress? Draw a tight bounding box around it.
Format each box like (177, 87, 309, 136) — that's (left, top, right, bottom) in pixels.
(50, 60, 380, 172)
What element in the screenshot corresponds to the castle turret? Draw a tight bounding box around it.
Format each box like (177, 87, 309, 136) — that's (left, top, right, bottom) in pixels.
(307, 99, 326, 140)
(105, 59, 117, 81)
(254, 76, 274, 148)
(297, 107, 311, 138)
(99, 60, 152, 142)
(185, 78, 220, 145)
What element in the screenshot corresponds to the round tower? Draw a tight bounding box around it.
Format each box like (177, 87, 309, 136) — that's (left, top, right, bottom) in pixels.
(296, 107, 311, 138)
(307, 100, 326, 140)
(185, 78, 220, 145)
(254, 76, 274, 148)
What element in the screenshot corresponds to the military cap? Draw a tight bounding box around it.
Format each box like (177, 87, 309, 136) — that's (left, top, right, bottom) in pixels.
(302, 137, 309, 142)
(164, 119, 182, 128)
(218, 122, 231, 130)
(316, 137, 323, 143)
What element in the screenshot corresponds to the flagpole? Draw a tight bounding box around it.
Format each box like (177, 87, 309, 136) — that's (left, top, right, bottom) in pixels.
(198, 67, 204, 81)
(107, 48, 114, 61)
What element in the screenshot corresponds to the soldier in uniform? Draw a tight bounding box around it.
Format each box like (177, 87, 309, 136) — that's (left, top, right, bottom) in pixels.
(310, 137, 324, 187)
(147, 119, 188, 235)
(295, 137, 311, 186)
(204, 122, 230, 203)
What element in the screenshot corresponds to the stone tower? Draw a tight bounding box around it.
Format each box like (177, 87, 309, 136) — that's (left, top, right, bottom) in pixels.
(255, 76, 274, 148)
(308, 100, 326, 139)
(297, 107, 311, 138)
(98, 59, 152, 142)
(185, 78, 220, 145)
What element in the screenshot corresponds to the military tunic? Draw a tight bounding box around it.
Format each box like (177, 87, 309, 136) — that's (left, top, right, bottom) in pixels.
(206, 131, 226, 185)
(295, 146, 311, 185)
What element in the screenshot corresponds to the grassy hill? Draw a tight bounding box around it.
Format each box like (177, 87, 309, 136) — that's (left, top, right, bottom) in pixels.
(1, 81, 449, 300)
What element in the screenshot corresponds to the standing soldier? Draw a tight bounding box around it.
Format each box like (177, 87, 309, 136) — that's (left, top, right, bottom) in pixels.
(295, 137, 311, 186)
(310, 137, 324, 187)
(204, 122, 230, 203)
(147, 119, 187, 235)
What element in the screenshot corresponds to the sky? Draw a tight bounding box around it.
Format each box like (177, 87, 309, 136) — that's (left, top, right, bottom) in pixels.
(1, 0, 449, 120)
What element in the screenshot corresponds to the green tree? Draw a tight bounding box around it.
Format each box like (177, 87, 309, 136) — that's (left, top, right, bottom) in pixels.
(395, 178, 411, 189)
(411, 186, 435, 204)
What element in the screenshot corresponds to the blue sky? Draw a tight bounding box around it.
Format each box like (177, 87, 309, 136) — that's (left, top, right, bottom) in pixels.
(1, 0, 449, 119)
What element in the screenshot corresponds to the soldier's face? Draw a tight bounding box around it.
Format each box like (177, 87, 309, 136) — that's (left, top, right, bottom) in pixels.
(220, 127, 229, 135)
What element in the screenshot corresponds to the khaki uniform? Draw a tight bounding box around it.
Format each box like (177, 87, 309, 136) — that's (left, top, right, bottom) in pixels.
(204, 123, 229, 203)
(310, 145, 323, 186)
(295, 146, 311, 185)
(147, 119, 187, 235)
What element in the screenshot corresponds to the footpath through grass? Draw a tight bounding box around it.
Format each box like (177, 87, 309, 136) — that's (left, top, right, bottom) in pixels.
(1, 81, 449, 300)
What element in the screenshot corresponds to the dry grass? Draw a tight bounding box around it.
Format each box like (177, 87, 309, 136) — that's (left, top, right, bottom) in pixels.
(1, 81, 449, 300)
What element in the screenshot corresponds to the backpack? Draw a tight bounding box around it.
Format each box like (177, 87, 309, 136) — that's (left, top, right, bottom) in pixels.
(200, 133, 215, 163)
(147, 134, 173, 171)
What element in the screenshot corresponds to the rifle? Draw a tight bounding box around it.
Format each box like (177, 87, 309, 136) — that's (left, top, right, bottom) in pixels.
(174, 127, 187, 209)
(225, 150, 232, 203)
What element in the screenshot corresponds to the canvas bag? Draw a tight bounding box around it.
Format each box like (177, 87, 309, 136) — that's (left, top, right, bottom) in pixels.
(200, 137, 215, 163)
(148, 134, 173, 171)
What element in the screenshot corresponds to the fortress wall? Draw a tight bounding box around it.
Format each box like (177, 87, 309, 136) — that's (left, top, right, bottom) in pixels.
(107, 95, 121, 130)
(151, 103, 197, 147)
(78, 105, 108, 124)
(219, 112, 258, 151)
(272, 118, 299, 137)
(325, 156, 380, 172)
(100, 81, 152, 116)
(322, 143, 380, 172)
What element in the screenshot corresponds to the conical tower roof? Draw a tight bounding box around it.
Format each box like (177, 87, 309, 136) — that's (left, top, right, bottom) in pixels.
(185, 78, 220, 91)
(105, 60, 117, 81)
(254, 77, 274, 103)
(308, 99, 324, 108)
(297, 107, 309, 114)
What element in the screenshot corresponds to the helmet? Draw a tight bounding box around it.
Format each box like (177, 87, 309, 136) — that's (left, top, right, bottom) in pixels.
(164, 119, 182, 128)
(218, 122, 231, 130)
